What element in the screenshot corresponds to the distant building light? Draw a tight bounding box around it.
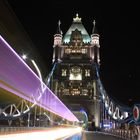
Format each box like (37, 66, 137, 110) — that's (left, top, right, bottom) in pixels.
(102, 122, 112, 128)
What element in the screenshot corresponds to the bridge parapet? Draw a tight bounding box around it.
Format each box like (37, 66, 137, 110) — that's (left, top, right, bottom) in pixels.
(102, 126, 140, 140)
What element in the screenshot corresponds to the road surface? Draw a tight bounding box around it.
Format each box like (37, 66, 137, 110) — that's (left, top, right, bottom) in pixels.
(65, 131, 124, 140)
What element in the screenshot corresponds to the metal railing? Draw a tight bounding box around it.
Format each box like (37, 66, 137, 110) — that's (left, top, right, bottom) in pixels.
(102, 126, 140, 140)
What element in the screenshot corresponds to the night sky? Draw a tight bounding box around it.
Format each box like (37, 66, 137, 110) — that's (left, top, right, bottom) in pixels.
(7, 0, 139, 106)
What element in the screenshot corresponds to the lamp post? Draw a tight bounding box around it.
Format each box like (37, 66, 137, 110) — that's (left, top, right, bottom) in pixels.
(22, 54, 44, 90)
(21, 54, 45, 127)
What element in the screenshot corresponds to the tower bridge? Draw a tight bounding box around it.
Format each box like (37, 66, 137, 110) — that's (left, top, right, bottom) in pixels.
(50, 14, 137, 128)
(0, 11, 140, 139)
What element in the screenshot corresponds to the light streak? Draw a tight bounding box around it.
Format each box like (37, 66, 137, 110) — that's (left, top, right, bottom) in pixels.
(0, 127, 82, 140)
(0, 35, 79, 122)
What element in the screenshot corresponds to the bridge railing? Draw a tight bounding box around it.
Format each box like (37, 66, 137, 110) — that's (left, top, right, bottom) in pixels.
(102, 126, 140, 140)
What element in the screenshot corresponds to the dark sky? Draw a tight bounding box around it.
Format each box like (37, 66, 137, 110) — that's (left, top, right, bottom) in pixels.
(7, 0, 139, 106)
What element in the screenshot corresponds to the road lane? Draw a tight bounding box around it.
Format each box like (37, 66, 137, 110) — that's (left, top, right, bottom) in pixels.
(65, 131, 124, 140)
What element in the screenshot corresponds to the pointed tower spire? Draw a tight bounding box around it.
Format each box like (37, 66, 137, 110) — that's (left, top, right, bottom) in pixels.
(92, 20, 98, 34)
(91, 19, 100, 65)
(53, 20, 63, 62)
(56, 20, 62, 34)
(53, 20, 63, 46)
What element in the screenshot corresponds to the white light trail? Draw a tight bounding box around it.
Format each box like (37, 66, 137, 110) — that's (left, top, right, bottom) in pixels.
(0, 127, 82, 140)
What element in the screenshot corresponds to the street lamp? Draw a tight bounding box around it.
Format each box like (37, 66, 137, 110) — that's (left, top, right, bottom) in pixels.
(22, 54, 27, 60)
(21, 54, 45, 127)
(21, 54, 45, 93)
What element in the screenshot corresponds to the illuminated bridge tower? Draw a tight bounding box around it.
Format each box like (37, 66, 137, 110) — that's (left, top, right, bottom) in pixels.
(51, 14, 101, 128)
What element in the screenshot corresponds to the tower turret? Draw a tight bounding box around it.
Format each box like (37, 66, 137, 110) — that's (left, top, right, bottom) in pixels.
(53, 20, 63, 63)
(91, 20, 99, 45)
(54, 20, 62, 46)
(91, 20, 100, 64)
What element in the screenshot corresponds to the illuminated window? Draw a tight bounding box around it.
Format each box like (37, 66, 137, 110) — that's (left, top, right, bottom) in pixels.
(63, 89, 70, 95)
(69, 66, 82, 80)
(92, 36, 99, 44)
(69, 73, 82, 80)
(82, 49, 86, 54)
(82, 89, 88, 96)
(71, 89, 80, 95)
(62, 69, 67, 76)
(94, 39, 99, 44)
(85, 69, 90, 77)
(65, 48, 71, 54)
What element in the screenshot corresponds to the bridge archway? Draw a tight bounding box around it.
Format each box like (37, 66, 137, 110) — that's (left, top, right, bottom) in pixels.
(73, 108, 88, 128)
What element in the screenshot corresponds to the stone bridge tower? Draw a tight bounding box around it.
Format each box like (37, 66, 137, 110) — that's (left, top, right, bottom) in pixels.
(51, 14, 101, 128)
